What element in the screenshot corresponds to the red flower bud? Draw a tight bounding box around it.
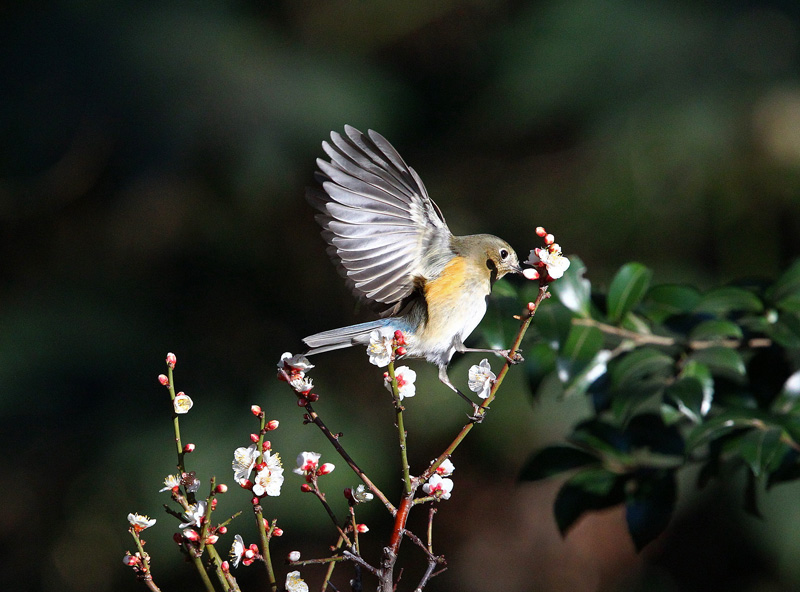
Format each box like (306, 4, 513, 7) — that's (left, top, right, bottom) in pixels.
(356, 523, 369, 533)
(240, 479, 253, 490)
(166, 353, 177, 368)
(158, 374, 169, 386)
(173, 533, 182, 544)
(535, 226, 547, 237)
(319, 463, 335, 475)
(344, 487, 353, 500)
(297, 398, 307, 407)
(393, 330, 406, 345)
(250, 433, 259, 443)
(251, 405, 262, 416)
(396, 346, 407, 356)
(183, 443, 195, 453)
(300, 483, 312, 493)
(544, 233, 555, 245)
(217, 526, 228, 534)
(215, 484, 228, 494)
(252, 496, 261, 505)
(221, 560, 230, 572)
(262, 440, 271, 451)
(205, 534, 219, 544)
(272, 527, 284, 537)
(266, 419, 280, 431)
(211, 498, 218, 510)
(183, 529, 200, 541)
(123, 554, 139, 566)
(307, 393, 319, 402)
(254, 462, 266, 472)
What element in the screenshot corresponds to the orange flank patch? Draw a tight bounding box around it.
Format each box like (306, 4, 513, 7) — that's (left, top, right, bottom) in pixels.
(424, 256, 469, 309)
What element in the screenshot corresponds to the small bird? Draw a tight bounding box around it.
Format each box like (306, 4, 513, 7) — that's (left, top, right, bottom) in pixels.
(303, 126, 523, 401)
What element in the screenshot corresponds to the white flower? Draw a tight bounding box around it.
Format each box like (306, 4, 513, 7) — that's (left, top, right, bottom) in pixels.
(468, 359, 496, 399)
(435, 458, 455, 477)
(353, 484, 374, 503)
(159, 474, 181, 492)
(232, 444, 261, 485)
(422, 474, 454, 500)
(289, 374, 313, 393)
(252, 455, 284, 497)
(230, 534, 245, 568)
(279, 352, 314, 372)
(173, 392, 193, 414)
(366, 327, 394, 367)
(293, 451, 321, 475)
(128, 512, 156, 532)
(285, 570, 309, 592)
(525, 244, 570, 280)
(180, 501, 207, 529)
(384, 366, 417, 400)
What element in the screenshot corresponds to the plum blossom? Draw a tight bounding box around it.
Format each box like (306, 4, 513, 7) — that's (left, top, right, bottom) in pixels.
(127, 513, 156, 532)
(384, 366, 417, 400)
(179, 501, 207, 529)
(159, 474, 181, 492)
(278, 352, 314, 372)
(252, 455, 284, 497)
(422, 474, 454, 500)
(435, 458, 455, 477)
(293, 451, 321, 475)
(468, 359, 495, 399)
(367, 327, 394, 367)
(353, 484, 374, 503)
(524, 243, 570, 280)
(232, 444, 261, 485)
(173, 392, 193, 414)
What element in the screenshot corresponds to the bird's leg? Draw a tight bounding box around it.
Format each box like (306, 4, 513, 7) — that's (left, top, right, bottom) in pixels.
(438, 365, 485, 422)
(454, 343, 524, 365)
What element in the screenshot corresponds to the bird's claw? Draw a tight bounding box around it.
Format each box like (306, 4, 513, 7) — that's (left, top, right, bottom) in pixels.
(501, 349, 524, 365)
(467, 403, 487, 423)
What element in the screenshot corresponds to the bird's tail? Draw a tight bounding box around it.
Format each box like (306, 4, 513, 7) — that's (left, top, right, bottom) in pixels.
(303, 320, 392, 355)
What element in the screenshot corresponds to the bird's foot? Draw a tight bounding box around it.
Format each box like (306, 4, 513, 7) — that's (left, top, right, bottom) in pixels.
(500, 349, 524, 365)
(467, 402, 488, 423)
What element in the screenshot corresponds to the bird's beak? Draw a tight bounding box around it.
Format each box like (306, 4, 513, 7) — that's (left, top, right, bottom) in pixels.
(512, 264, 524, 275)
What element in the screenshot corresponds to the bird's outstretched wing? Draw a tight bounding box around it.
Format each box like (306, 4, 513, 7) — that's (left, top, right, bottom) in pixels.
(307, 126, 452, 317)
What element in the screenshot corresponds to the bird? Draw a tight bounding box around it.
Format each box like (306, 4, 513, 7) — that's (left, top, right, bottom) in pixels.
(303, 125, 523, 404)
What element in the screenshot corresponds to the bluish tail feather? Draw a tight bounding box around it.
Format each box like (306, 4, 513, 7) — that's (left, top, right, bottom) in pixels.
(303, 320, 392, 355)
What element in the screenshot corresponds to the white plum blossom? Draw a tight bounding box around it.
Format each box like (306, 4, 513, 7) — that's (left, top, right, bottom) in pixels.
(525, 244, 570, 280)
(293, 451, 321, 475)
(128, 513, 156, 532)
(179, 501, 207, 529)
(279, 352, 314, 372)
(252, 453, 284, 497)
(384, 366, 417, 400)
(435, 458, 455, 477)
(422, 474, 454, 500)
(232, 444, 261, 485)
(366, 327, 394, 367)
(173, 392, 193, 414)
(468, 359, 496, 399)
(288, 374, 313, 394)
(159, 474, 181, 492)
(353, 484, 374, 503)
(230, 534, 245, 568)
(285, 570, 308, 591)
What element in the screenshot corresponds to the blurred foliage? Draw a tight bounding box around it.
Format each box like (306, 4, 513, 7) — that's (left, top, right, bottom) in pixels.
(4, 0, 800, 591)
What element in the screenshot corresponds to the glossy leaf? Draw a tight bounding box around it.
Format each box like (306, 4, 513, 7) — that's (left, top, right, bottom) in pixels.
(771, 370, 800, 414)
(519, 446, 599, 481)
(689, 320, 743, 342)
(729, 428, 786, 478)
(680, 360, 714, 416)
(694, 287, 763, 315)
(686, 411, 756, 450)
(664, 377, 705, 423)
(525, 342, 558, 395)
(641, 284, 701, 323)
(768, 259, 800, 304)
(688, 347, 745, 380)
(531, 300, 574, 349)
(551, 256, 591, 317)
(766, 312, 800, 348)
(557, 324, 603, 383)
(607, 263, 653, 324)
(610, 348, 674, 389)
(625, 470, 677, 551)
(554, 468, 625, 536)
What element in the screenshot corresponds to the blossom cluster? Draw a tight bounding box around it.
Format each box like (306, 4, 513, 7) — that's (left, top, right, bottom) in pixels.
(523, 226, 570, 281)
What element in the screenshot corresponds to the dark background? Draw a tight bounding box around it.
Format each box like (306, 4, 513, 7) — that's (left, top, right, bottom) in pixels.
(4, 1, 800, 591)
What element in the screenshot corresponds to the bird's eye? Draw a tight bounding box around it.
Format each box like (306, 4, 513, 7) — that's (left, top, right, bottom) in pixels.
(499, 249, 509, 260)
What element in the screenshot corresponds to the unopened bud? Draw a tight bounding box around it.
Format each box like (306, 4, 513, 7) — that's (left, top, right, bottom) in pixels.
(522, 268, 540, 281)
(205, 534, 219, 544)
(123, 554, 139, 566)
(254, 462, 266, 472)
(211, 498, 218, 510)
(356, 523, 369, 533)
(173, 533, 183, 544)
(252, 496, 261, 505)
(240, 479, 253, 490)
(215, 484, 228, 494)
(300, 483, 312, 493)
(344, 487, 353, 501)
(535, 226, 547, 237)
(251, 405, 262, 416)
(250, 433, 259, 443)
(528, 302, 536, 312)
(272, 527, 284, 537)
(166, 353, 177, 368)
(217, 526, 228, 534)
(297, 398, 307, 407)
(288, 551, 301, 562)
(262, 440, 271, 451)
(307, 393, 319, 402)
(183, 443, 196, 453)
(319, 463, 335, 475)
(221, 560, 230, 572)
(544, 233, 555, 245)
(266, 419, 280, 431)
(158, 374, 169, 386)
(394, 330, 406, 345)
(183, 529, 200, 541)
(396, 346, 407, 356)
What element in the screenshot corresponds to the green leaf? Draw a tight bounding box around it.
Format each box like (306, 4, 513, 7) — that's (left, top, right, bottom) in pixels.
(625, 471, 677, 551)
(689, 320, 743, 342)
(664, 378, 705, 423)
(694, 287, 764, 315)
(554, 468, 625, 536)
(641, 284, 701, 323)
(551, 256, 591, 317)
(557, 324, 603, 383)
(607, 263, 653, 324)
(680, 360, 714, 416)
(729, 428, 786, 478)
(531, 301, 574, 349)
(688, 347, 746, 381)
(766, 312, 800, 348)
(771, 370, 800, 414)
(525, 342, 558, 395)
(611, 348, 674, 390)
(686, 411, 756, 450)
(768, 259, 800, 304)
(519, 446, 600, 482)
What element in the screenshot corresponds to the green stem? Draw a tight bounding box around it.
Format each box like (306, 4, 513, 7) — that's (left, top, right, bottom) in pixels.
(388, 358, 412, 495)
(254, 506, 277, 592)
(190, 553, 216, 592)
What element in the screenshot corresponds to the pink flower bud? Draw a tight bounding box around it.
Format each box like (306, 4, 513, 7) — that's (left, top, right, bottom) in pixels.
(307, 393, 319, 402)
(217, 526, 228, 534)
(240, 479, 253, 490)
(522, 268, 540, 280)
(183, 529, 200, 541)
(300, 483, 312, 493)
(252, 496, 260, 505)
(221, 560, 230, 572)
(250, 433, 259, 443)
(262, 440, 271, 451)
(394, 330, 406, 345)
(166, 352, 177, 368)
(319, 463, 335, 475)
(158, 374, 169, 386)
(297, 398, 307, 407)
(183, 443, 196, 453)
(211, 498, 218, 510)
(254, 462, 266, 472)
(123, 554, 139, 566)
(215, 484, 228, 494)
(396, 346, 407, 356)
(344, 487, 353, 500)
(288, 551, 301, 562)
(535, 226, 547, 237)
(205, 534, 219, 544)
(272, 527, 284, 537)
(251, 405, 262, 416)
(266, 419, 280, 431)
(544, 233, 555, 245)
(356, 523, 369, 533)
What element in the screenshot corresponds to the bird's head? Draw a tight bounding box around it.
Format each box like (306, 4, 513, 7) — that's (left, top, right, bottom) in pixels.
(458, 234, 522, 281)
